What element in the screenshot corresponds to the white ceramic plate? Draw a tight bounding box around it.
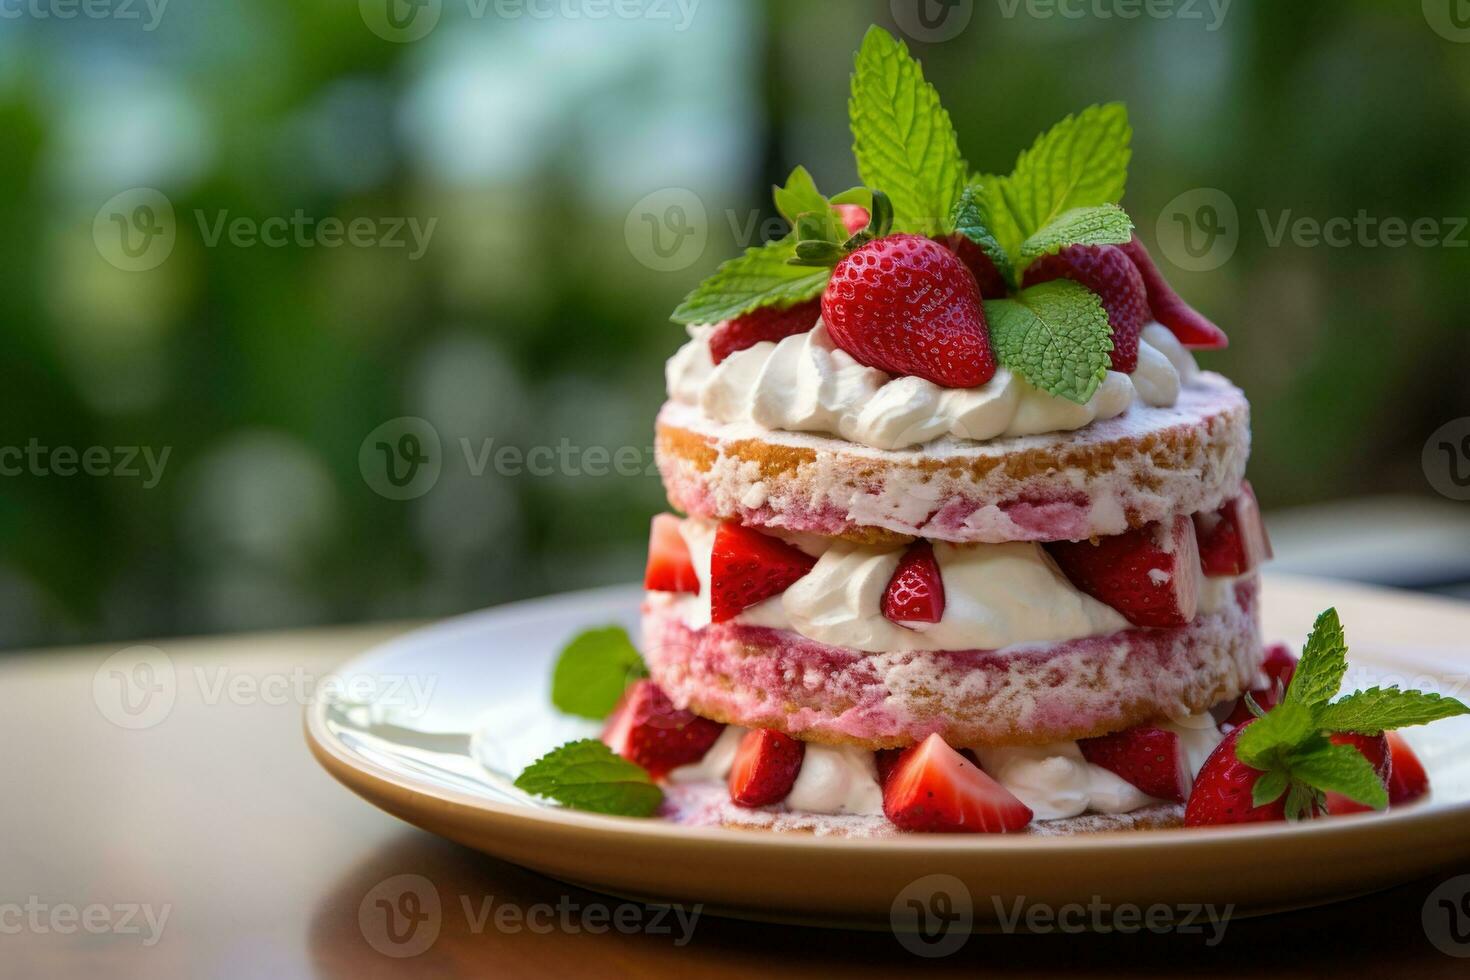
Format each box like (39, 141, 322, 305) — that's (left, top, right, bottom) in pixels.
(307, 579, 1470, 927)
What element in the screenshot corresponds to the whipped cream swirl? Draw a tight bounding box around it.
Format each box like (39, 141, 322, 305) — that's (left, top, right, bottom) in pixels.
(666, 322, 1199, 451)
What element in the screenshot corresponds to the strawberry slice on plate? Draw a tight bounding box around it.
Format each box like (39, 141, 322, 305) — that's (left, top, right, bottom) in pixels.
(708, 522, 817, 623)
(1118, 234, 1229, 350)
(1386, 731, 1430, 805)
(882, 541, 945, 628)
(1195, 481, 1273, 577)
(882, 733, 1033, 833)
(1324, 732, 1392, 815)
(644, 514, 699, 594)
(708, 299, 823, 365)
(1079, 726, 1192, 803)
(1046, 515, 1201, 628)
(728, 728, 805, 807)
(1022, 243, 1150, 373)
(601, 680, 725, 779)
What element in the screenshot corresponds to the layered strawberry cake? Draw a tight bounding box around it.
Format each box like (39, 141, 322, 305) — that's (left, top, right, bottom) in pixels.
(539, 28, 1461, 835)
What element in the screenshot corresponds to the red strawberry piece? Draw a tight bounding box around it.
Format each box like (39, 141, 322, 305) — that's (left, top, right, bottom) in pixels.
(708, 522, 817, 623)
(1386, 731, 1430, 805)
(644, 514, 699, 594)
(822, 233, 997, 389)
(1324, 732, 1392, 815)
(834, 204, 871, 236)
(601, 680, 725, 779)
(708, 298, 821, 365)
(1022, 243, 1149, 373)
(1046, 515, 1200, 628)
(728, 728, 805, 807)
(1078, 726, 1192, 803)
(1183, 723, 1324, 826)
(882, 541, 946, 627)
(936, 233, 1009, 299)
(1221, 643, 1298, 731)
(882, 733, 1033, 833)
(874, 747, 904, 787)
(1195, 481, 1273, 577)
(1118, 234, 1228, 350)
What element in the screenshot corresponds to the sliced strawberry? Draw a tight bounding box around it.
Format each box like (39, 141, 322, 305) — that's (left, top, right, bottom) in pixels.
(1195, 481, 1273, 577)
(1078, 726, 1192, 803)
(1221, 643, 1298, 731)
(1046, 515, 1200, 628)
(1022, 243, 1149, 373)
(1386, 731, 1430, 805)
(882, 733, 1033, 833)
(1118, 234, 1228, 350)
(1324, 732, 1392, 815)
(822, 234, 996, 389)
(936, 233, 1008, 299)
(708, 522, 817, 623)
(874, 747, 904, 787)
(728, 728, 805, 807)
(644, 514, 699, 594)
(708, 299, 821, 365)
(601, 680, 725, 778)
(882, 541, 945, 627)
(1184, 724, 1294, 826)
(834, 204, 871, 236)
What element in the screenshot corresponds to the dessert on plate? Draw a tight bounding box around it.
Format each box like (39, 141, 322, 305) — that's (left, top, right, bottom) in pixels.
(513, 27, 1467, 836)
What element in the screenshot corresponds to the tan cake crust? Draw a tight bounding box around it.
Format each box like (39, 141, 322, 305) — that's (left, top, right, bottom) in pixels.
(656, 373, 1250, 545)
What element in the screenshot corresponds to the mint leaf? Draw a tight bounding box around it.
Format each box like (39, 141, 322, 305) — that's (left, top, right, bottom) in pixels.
(1236, 700, 1315, 769)
(774, 166, 844, 244)
(1002, 103, 1132, 241)
(550, 626, 647, 720)
(949, 186, 1015, 290)
(1018, 204, 1134, 264)
(984, 280, 1113, 403)
(1285, 608, 1349, 710)
(514, 739, 663, 817)
(1287, 742, 1390, 811)
(849, 26, 966, 236)
(1251, 768, 1290, 809)
(1315, 687, 1470, 734)
(1284, 782, 1326, 822)
(974, 173, 1027, 261)
(671, 236, 831, 325)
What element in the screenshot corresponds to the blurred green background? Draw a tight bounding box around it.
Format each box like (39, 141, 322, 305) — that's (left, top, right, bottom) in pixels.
(1, 0, 1468, 649)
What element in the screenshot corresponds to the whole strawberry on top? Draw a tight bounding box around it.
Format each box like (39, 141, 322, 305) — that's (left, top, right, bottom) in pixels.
(1185, 609, 1468, 827)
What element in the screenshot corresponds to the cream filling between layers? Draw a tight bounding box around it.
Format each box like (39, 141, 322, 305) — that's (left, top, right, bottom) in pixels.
(666, 322, 1200, 452)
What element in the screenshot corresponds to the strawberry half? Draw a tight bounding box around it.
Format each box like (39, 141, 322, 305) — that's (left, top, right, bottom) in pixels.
(708, 522, 817, 623)
(936, 233, 1008, 299)
(1046, 515, 1201, 628)
(644, 514, 699, 594)
(1221, 643, 1298, 731)
(882, 733, 1033, 833)
(822, 233, 996, 389)
(1386, 731, 1430, 805)
(882, 541, 945, 627)
(1022, 243, 1149, 373)
(728, 728, 805, 807)
(708, 299, 821, 365)
(1118, 234, 1228, 350)
(1078, 726, 1192, 803)
(1195, 481, 1273, 577)
(602, 680, 725, 778)
(1324, 732, 1392, 815)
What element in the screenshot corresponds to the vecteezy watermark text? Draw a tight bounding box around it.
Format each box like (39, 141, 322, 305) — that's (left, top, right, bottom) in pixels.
(0, 897, 170, 947)
(0, 440, 170, 488)
(0, 0, 169, 31)
(195, 211, 437, 260)
(994, 0, 1233, 31)
(359, 0, 700, 44)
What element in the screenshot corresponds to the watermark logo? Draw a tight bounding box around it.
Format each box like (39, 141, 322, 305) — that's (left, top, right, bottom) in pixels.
(891, 0, 974, 42)
(1424, 418, 1470, 502)
(93, 646, 177, 730)
(0, 0, 170, 31)
(890, 874, 973, 957)
(360, 0, 443, 42)
(94, 188, 176, 273)
(359, 874, 442, 958)
(0, 441, 171, 488)
(360, 418, 443, 501)
(1423, 874, 1470, 957)
(0, 897, 170, 947)
(1424, 0, 1470, 43)
(625, 188, 708, 272)
(994, 0, 1232, 30)
(1156, 187, 1239, 272)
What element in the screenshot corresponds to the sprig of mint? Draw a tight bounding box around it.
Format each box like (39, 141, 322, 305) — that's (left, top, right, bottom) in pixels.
(514, 739, 663, 817)
(849, 26, 966, 237)
(983, 280, 1114, 404)
(790, 189, 894, 267)
(949, 186, 1015, 291)
(1017, 204, 1134, 265)
(550, 626, 647, 720)
(1235, 608, 1470, 818)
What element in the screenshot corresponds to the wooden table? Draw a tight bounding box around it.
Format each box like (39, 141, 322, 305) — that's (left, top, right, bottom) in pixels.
(4, 575, 1470, 978)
